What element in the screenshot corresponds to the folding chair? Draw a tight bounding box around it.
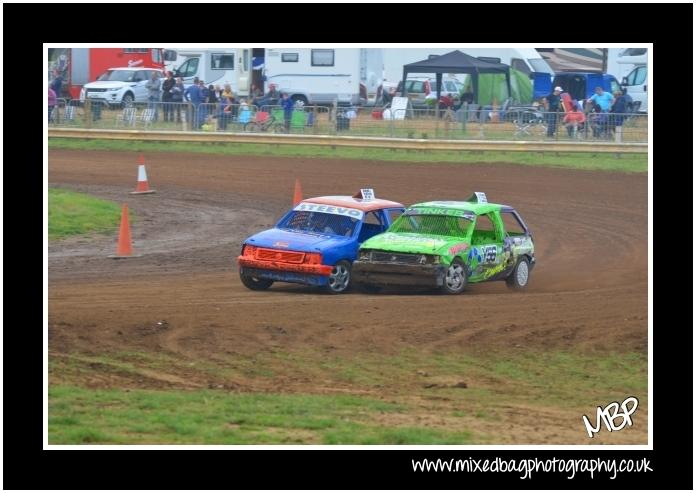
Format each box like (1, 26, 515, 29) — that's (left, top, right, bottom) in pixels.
(62, 105, 76, 124)
(116, 107, 136, 127)
(139, 108, 155, 128)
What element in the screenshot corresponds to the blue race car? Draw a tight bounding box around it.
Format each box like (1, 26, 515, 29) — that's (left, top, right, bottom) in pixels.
(237, 190, 405, 293)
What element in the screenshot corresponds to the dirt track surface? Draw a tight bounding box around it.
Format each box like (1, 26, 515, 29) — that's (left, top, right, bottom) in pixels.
(48, 149, 648, 444)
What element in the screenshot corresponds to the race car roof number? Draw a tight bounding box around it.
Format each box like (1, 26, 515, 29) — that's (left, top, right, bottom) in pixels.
(360, 188, 375, 201)
(353, 189, 375, 201)
(294, 202, 364, 219)
(475, 192, 487, 203)
(465, 192, 488, 203)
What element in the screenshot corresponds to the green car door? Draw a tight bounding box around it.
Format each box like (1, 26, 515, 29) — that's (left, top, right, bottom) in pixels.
(466, 211, 506, 282)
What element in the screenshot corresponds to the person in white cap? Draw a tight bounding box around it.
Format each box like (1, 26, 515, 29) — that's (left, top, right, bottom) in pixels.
(542, 86, 563, 137)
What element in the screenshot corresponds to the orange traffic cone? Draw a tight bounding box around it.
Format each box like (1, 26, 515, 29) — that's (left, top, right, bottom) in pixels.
(109, 204, 139, 258)
(293, 178, 303, 206)
(130, 155, 156, 195)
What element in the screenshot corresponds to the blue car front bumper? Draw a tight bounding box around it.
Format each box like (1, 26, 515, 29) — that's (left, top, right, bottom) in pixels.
(240, 267, 328, 286)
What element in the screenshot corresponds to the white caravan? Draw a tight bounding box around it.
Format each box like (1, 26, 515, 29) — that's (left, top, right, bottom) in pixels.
(170, 49, 252, 96)
(263, 48, 383, 105)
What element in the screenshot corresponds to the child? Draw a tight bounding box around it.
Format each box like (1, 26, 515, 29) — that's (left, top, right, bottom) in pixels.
(562, 104, 586, 138)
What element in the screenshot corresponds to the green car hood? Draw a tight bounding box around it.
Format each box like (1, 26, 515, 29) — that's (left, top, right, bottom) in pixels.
(361, 232, 467, 255)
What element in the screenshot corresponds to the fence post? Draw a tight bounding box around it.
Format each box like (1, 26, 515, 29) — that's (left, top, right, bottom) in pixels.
(478, 106, 485, 138)
(84, 99, 92, 128)
(461, 102, 467, 133)
(615, 119, 623, 143)
(313, 106, 318, 135)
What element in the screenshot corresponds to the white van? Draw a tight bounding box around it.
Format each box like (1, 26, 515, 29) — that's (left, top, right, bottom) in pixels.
(171, 49, 252, 96)
(621, 64, 648, 113)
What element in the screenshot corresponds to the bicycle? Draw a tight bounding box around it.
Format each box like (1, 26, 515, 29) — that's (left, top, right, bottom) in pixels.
(243, 114, 285, 133)
(510, 109, 548, 138)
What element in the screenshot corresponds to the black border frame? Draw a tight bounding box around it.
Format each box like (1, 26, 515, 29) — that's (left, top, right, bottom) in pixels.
(6, 2, 692, 489)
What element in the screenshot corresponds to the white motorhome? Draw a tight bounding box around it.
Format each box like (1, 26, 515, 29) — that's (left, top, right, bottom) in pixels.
(170, 49, 252, 96)
(615, 48, 647, 69)
(611, 48, 648, 113)
(263, 48, 383, 105)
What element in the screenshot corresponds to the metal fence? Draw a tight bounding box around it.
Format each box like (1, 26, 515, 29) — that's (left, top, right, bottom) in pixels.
(48, 98, 648, 143)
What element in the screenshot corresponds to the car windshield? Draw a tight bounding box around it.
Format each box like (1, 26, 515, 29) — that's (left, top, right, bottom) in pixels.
(97, 70, 137, 82)
(389, 214, 472, 237)
(278, 211, 358, 237)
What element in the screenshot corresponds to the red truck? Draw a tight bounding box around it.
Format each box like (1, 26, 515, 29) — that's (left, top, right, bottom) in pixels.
(48, 48, 174, 100)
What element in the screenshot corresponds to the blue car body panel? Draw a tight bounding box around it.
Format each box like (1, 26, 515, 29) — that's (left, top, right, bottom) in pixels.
(240, 203, 404, 287)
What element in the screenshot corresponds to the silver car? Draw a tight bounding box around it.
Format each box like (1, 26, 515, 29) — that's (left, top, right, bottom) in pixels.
(395, 77, 464, 108)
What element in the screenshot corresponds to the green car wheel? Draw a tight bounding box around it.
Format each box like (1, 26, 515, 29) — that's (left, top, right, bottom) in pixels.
(506, 257, 530, 291)
(441, 259, 467, 295)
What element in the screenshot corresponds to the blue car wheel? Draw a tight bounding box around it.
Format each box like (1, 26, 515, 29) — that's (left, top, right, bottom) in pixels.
(240, 271, 274, 291)
(325, 260, 351, 294)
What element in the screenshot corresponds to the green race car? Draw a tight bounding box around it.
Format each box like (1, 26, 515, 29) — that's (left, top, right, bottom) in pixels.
(351, 192, 535, 294)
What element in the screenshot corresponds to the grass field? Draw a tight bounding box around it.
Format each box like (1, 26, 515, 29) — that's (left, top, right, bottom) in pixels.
(48, 138, 648, 173)
(48, 188, 126, 240)
(48, 349, 647, 444)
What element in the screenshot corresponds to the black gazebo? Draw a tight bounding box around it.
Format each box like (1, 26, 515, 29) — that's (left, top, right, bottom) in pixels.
(401, 50, 512, 104)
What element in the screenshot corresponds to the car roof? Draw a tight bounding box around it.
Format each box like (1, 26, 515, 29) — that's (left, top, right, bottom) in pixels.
(301, 196, 404, 213)
(409, 200, 506, 215)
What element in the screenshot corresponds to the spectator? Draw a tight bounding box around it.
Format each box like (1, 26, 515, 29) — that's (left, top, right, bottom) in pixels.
(221, 84, 237, 119)
(543, 86, 562, 137)
(609, 90, 629, 142)
(50, 69, 63, 97)
(250, 83, 263, 99)
(589, 102, 609, 139)
(170, 77, 185, 123)
(184, 77, 204, 129)
(460, 85, 475, 104)
(587, 86, 613, 112)
(161, 71, 175, 122)
(48, 87, 57, 123)
(198, 81, 210, 125)
(217, 96, 234, 130)
(382, 85, 397, 105)
(207, 84, 218, 105)
(438, 93, 454, 110)
(145, 71, 162, 121)
(221, 84, 234, 102)
(253, 83, 280, 110)
(438, 93, 456, 118)
(280, 92, 294, 132)
(562, 104, 586, 138)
